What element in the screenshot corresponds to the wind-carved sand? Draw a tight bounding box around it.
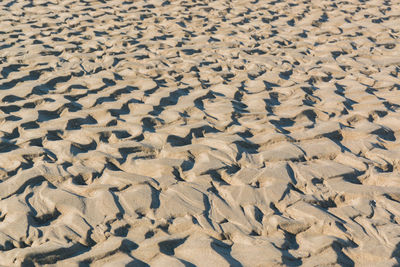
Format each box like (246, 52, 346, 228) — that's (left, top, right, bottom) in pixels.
(0, 0, 400, 266)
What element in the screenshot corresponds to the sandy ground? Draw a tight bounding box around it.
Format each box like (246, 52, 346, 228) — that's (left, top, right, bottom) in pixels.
(0, 0, 400, 266)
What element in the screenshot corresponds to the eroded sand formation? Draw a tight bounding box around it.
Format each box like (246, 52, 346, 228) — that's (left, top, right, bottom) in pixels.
(0, 0, 400, 266)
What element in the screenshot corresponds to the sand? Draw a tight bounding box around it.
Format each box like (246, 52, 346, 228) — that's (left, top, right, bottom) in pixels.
(0, 0, 400, 265)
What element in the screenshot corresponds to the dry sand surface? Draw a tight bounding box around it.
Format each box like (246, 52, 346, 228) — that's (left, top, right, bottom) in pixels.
(0, 0, 400, 266)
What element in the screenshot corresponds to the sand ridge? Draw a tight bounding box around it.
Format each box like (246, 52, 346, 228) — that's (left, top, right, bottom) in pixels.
(0, 0, 400, 265)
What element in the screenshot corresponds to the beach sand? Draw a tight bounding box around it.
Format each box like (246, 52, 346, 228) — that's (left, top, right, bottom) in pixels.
(0, 0, 400, 265)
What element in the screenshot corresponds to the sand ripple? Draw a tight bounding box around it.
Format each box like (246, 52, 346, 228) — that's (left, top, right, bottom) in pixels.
(1, 0, 400, 265)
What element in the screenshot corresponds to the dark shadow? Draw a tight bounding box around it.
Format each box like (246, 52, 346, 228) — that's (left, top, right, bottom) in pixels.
(158, 237, 188, 256)
(0, 104, 20, 114)
(210, 239, 242, 266)
(145, 230, 154, 239)
(29, 208, 61, 227)
(193, 90, 216, 110)
(279, 69, 293, 80)
(66, 115, 97, 130)
(333, 241, 355, 266)
(166, 135, 190, 147)
(181, 49, 201, 55)
(46, 130, 63, 141)
(70, 140, 97, 155)
(30, 74, 71, 95)
(21, 121, 40, 129)
(126, 258, 149, 267)
(150, 185, 160, 209)
(141, 117, 157, 132)
(1, 64, 27, 78)
(281, 232, 302, 266)
(38, 109, 61, 122)
(108, 102, 130, 117)
(270, 117, 294, 128)
(233, 140, 260, 158)
(371, 127, 396, 141)
(2, 95, 24, 103)
(5, 115, 21, 121)
(264, 93, 281, 114)
(3, 127, 20, 140)
(206, 170, 230, 186)
(150, 87, 189, 116)
(391, 242, 400, 263)
(178, 259, 196, 267)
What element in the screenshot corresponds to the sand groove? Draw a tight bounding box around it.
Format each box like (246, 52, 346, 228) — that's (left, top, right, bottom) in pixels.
(1, 0, 400, 266)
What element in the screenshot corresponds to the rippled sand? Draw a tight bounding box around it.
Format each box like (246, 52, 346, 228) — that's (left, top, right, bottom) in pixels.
(0, 0, 400, 266)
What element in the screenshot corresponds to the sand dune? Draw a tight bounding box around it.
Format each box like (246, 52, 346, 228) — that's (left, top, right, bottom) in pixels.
(0, 0, 400, 265)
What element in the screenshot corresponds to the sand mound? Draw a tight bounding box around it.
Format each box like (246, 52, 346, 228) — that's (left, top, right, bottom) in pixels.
(0, 0, 400, 265)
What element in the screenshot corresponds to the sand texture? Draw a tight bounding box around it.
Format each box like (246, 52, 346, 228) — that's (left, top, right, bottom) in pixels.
(0, 0, 400, 265)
